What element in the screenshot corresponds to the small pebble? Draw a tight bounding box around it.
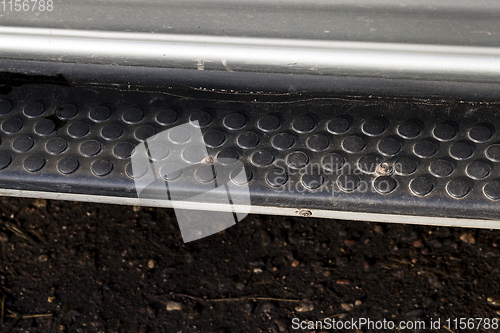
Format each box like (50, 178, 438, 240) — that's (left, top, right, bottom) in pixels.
(413, 239, 423, 248)
(166, 301, 183, 311)
(460, 232, 476, 244)
(38, 254, 49, 262)
(261, 303, 275, 313)
(148, 259, 155, 269)
(355, 300, 362, 306)
(133, 206, 141, 212)
(487, 296, 500, 307)
(291, 260, 300, 267)
(295, 302, 314, 312)
(344, 239, 356, 246)
(341, 303, 354, 311)
(336, 278, 351, 285)
(374, 225, 383, 233)
(242, 303, 254, 314)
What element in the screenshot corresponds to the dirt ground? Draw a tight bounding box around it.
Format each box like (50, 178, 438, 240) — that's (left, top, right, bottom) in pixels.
(0, 197, 500, 332)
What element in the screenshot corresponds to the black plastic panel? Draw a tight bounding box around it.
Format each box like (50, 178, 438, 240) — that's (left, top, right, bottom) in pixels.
(0, 79, 500, 221)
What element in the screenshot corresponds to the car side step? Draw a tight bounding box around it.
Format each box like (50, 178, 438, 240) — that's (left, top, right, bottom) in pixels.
(1, 72, 500, 233)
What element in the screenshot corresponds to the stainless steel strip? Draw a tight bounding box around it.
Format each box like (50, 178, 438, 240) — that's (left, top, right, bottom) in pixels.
(1, 27, 500, 82)
(1, 0, 500, 47)
(1, 189, 498, 230)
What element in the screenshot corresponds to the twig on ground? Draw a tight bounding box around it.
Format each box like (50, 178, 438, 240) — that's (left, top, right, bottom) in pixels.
(4, 222, 34, 243)
(6, 313, 52, 319)
(4, 309, 52, 332)
(0, 295, 4, 326)
(172, 293, 302, 303)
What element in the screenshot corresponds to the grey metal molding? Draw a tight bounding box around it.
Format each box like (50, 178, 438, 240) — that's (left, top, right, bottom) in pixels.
(2, 27, 500, 83)
(1, 0, 500, 47)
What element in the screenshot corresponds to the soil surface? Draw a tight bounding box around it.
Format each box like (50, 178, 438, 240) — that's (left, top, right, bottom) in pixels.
(1, 197, 500, 332)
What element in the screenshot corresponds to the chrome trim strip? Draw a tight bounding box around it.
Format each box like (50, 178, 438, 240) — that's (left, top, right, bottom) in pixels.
(0, 189, 498, 229)
(1, 27, 500, 82)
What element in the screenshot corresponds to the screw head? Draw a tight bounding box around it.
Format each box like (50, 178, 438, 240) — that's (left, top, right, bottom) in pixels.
(297, 209, 313, 217)
(201, 156, 214, 165)
(376, 162, 394, 176)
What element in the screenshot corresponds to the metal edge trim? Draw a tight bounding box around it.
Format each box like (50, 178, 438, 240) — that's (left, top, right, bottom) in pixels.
(0, 189, 497, 230)
(2, 27, 500, 82)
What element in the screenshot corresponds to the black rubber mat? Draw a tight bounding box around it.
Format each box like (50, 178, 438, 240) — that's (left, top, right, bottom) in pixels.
(1, 82, 500, 221)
